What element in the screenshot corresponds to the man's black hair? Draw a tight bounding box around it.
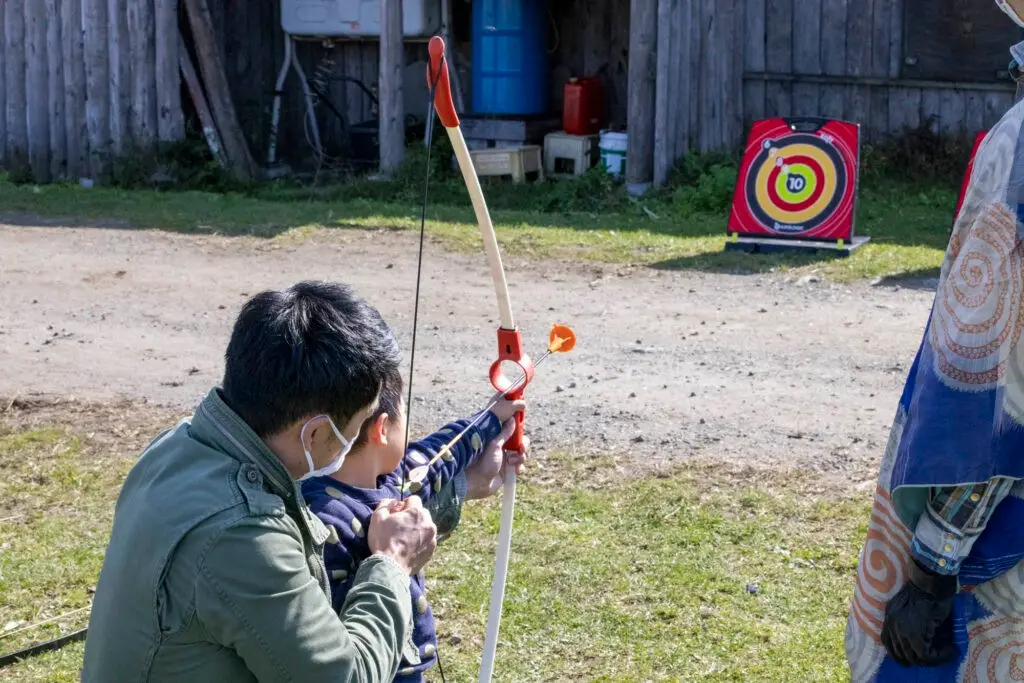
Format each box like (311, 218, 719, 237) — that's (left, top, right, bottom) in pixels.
(352, 364, 405, 450)
(222, 280, 401, 438)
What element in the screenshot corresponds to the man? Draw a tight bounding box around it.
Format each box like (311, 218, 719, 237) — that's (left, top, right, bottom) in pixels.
(82, 281, 471, 681)
(846, 3, 1024, 679)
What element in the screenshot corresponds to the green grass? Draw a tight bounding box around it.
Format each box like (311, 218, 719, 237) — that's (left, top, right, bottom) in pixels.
(0, 418, 868, 681)
(0, 173, 954, 282)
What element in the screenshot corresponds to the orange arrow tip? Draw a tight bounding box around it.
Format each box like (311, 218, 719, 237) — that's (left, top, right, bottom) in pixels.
(548, 324, 576, 353)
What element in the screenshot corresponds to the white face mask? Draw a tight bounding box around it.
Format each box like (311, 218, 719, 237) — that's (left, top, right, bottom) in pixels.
(997, 0, 1024, 28)
(298, 415, 353, 481)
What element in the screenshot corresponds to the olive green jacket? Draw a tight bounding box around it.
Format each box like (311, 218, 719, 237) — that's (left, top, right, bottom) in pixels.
(82, 388, 458, 682)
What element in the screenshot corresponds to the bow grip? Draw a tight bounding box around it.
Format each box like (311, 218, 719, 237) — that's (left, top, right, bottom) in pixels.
(489, 328, 533, 452)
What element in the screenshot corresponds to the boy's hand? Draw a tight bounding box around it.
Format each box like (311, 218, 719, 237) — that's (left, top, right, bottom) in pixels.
(490, 397, 526, 424)
(464, 418, 530, 500)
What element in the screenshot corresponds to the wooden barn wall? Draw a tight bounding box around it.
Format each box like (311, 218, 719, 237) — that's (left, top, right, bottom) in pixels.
(548, 0, 631, 128)
(210, 0, 435, 166)
(210, 0, 634, 165)
(1, 0, 182, 183)
(741, 0, 1015, 143)
(652, 0, 745, 184)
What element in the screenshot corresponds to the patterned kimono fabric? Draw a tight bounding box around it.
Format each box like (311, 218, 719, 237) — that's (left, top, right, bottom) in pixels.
(846, 99, 1024, 682)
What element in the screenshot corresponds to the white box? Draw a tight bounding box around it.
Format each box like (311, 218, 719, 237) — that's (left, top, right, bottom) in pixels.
(543, 132, 599, 179)
(281, 0, 442, 38)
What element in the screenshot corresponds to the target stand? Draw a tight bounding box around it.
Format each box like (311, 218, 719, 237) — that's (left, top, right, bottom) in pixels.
(725, 117, 869, 257)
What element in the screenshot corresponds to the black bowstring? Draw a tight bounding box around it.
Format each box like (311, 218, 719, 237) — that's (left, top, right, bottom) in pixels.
(401, 54, 445, 503)
(400, 51, 450, 683)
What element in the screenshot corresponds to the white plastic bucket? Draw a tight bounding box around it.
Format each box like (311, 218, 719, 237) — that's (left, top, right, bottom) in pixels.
(599, 130, 627, 177)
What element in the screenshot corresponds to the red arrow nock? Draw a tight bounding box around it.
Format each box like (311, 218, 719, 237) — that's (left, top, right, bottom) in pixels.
(489, 329, 534, 452)
(427, 37, 459, 128)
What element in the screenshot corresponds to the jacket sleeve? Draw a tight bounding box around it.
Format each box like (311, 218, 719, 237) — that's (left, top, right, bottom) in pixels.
(399, 410, 503, 501)
(195, 515, 412, 682)
(911, 477, 1015, 575)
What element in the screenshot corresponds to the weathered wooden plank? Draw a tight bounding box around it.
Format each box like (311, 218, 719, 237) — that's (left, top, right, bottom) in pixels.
(0, 2, 6, 169)
(888, 87, 921, 134)
(675, 0, 693, 151)
(627, 0, 657, 184)
(920, 88, 942, 133)
(818, 85, 845, 121)
(888, 0, 903, 77)
(84, 0, 111, 176)
(726, 0, 743, 146)
(183, 0, 257, 180)
(938, 89, 967, 138)
(107, 0, 130, 154)
(844, 0, 871, 129)
(156, 0, 184, 143)
(744, 0, 766, 123)
(344, 43, 364, 126)
(983, 91, 1013, 129)
(871, 0, 892, 78)
(380, 0, 404, 174)
(696, 0, 716, 151)
(4, 0, 28, 172)
(129, 0, 158, 146)
(687, 0, 700, 141)
(791, 0, 821, 117)
(609, 0, 632, 126)
(765, 0, 792, 73)
(26, 0, 49, 182)
(653, 0, 674, 185)
(45, 0, 66, 179)
(765, 0, 792, 120)
(965, 92, 985, 138)
(869, 87, 889, 143)
(765, 81, 792, 119)
(63, 0, 87, 178)
(820, 0, 846, 75)
(362, 42, 378, 123)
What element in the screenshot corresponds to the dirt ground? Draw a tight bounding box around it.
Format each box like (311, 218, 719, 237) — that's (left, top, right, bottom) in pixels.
(0, 221, 937, 488)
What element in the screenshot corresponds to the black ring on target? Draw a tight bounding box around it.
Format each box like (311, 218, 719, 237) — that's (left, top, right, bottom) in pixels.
(744, 133, 848, 234)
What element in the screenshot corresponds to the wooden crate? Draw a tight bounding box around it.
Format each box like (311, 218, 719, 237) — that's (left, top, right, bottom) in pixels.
(468, 145, 544, 183)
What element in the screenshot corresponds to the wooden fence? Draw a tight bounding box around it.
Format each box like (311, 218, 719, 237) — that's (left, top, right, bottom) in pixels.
(652, 0, 1017, 183)
(1, 0, 183, 183)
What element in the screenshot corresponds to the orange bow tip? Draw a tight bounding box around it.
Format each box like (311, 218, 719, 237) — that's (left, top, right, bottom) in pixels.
(548, 324, 576, 353)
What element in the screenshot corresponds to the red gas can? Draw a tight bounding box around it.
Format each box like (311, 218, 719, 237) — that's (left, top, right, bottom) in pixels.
(562, 77, 605, 136)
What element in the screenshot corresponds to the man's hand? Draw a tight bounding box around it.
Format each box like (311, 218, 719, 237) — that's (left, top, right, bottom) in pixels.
(880, 558, 959, 667)
(464, 418, 529, 500)
(368, 496, 438, 575)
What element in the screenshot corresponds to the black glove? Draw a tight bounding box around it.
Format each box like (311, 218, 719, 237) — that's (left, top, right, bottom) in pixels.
(880, 558, 959, 667)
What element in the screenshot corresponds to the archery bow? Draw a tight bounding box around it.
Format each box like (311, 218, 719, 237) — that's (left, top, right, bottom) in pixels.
(414, 36, 575, 683)
(424, 36, 526, 682)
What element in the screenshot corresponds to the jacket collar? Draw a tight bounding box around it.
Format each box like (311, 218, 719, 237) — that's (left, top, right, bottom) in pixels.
(191, 388, 298, 503)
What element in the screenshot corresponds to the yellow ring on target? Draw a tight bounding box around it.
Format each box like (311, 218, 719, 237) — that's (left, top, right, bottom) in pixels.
(753, 142, 838, 225)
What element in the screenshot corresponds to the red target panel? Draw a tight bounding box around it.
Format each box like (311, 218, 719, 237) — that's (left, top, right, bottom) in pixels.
(727, 117, 861, 242)
(954, 131, 987, 222)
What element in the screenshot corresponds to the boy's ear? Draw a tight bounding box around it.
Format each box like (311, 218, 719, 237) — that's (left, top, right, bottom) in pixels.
(368, 413, 390, 445)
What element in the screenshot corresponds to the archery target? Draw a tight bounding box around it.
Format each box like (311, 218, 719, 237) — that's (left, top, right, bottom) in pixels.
(728, 118, 861, 242)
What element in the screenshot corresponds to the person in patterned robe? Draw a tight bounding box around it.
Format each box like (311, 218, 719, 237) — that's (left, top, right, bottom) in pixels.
(845, 3, 1024, 679)
(301, 361, 527, 683)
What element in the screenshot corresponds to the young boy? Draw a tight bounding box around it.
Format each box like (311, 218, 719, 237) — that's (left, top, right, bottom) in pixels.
(300, 365, 526, 682)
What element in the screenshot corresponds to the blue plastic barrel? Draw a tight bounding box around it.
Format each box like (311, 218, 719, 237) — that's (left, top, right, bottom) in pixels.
(471, 0, 549, 115)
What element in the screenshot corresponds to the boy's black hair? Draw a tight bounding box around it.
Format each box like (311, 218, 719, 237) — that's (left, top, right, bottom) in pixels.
(221, 280, 401, 438)
(352, 364, 405, 450)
